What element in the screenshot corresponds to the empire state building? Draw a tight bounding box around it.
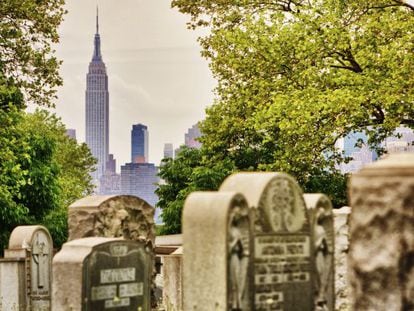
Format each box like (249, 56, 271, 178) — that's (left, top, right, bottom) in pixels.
(85, 9, 109, 181)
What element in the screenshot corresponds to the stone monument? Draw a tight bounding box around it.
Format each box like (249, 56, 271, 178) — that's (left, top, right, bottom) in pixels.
(68, 195, 155, 244)
(349, 153, 414, 310)
(53, 237, 152, 310)
(333, 206, 351, 311)
(183, 191, 252, 311)
(304, 193, 335, 311)
(0, 225, 53, 310)
(220, 172, 314, 311)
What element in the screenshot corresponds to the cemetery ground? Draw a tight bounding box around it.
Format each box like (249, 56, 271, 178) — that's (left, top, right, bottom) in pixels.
(0, 153, 413, 310)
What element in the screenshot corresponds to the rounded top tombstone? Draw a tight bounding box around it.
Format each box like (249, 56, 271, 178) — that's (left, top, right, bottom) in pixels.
(68, 195, 155, 244)
(220, 172, 308, 234)
(8, 225, 52, 250)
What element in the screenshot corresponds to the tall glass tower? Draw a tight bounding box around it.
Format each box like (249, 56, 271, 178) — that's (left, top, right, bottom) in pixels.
(131, 124, 149, 163)
(85, 8, 109, 181)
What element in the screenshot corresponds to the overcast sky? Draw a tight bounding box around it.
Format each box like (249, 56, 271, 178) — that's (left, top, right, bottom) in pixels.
(53, 0, 215, 168)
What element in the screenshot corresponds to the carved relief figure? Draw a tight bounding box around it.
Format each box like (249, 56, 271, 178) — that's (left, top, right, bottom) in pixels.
(314, 207, 333, 311)
(228, 206, 250, 310)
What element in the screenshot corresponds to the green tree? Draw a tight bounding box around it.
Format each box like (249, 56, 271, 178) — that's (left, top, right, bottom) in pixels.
(0, 71, 96, 249)
(156, 147, 234, 234)
(170, 0, 414, 182)
(0, 0, 66, 107)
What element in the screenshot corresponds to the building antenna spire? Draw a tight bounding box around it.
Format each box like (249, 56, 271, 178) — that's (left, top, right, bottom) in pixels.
(96, 5, 99, 34)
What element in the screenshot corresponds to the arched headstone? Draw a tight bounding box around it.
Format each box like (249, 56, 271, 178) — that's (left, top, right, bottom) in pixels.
(183, 191, 252, 310)
(0, 225, 53, 310)
(220, 172, 314, 311)
(304, 193, 335, 311)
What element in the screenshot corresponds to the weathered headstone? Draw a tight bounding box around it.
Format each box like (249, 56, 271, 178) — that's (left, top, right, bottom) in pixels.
(0, 225, 53, 311)
(53, 237, 152, 311)
(333, 206, 350, 311)
(162, 247, 183, 311)
(349, 153, 414, 310)
(304, 193, 335, 311)
(220, 172, 314, 311)
(183, 192, 252, 310)
(68, 195, 155, 245)
(68, 195, 157, 307)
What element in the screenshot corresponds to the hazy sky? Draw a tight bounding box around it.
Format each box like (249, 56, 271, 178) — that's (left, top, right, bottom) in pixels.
(54, 0, 215, 168)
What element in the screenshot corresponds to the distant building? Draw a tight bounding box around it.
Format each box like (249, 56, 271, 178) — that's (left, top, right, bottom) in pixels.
(163, 143, 174, 159)
(338, 131, 376, 173)
(185, 123, 202, 149)
(131, 124, 149, 163)
(66, 129, 77, 141)
(106, 153, 116, 174)
(85, 10, 109, 181)
(99, 171, 121, 195)
(384, 126, 414, 154)
(120, 162, 159, 208)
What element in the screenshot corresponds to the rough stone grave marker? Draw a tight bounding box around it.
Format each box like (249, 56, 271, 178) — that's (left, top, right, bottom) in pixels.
(0, 225, 53, 310)
(183, 191, 252, 311)
(349, 153, 414, 310)
(68, 195, 156, 307)
(304, 193, 335, 311)
(68, 195, 155, 244)
(220, 172, 314, 311)
(53, 237, 152, 311)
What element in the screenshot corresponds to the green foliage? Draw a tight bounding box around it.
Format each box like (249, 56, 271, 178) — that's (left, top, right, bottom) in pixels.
(0, 76, 96, 249)
(156, 0, 414, 229)
(156, 147, 235, 234)
(0, 0, 66, 107)
(170, 0, 414, 183)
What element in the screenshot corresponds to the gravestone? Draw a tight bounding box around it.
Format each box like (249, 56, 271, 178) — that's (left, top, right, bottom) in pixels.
(183, 191, 252, 311)
(162, 247, 183, 311)
(333, 206, 350, 311)
(68, 195, 156, 307)
(0, 225, 53, 311)
(349, 153, 414, 310)
(68, 195, 155, 245)
(53, 237, 152, 311)
(220, 172, 314, 311)
(304, 193, 335, 311)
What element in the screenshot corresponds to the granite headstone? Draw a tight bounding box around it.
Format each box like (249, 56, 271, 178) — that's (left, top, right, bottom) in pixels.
(220, 172, 314, 311)
(53, 237, 152, 311)
(183, 191, 252, 311)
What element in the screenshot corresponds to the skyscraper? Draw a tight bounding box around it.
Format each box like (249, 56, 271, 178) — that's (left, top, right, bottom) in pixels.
(131, 124, 148, 163)
(85, 8, 109, 181)
(163, 143, 174, 159)
(185, 123, 202, 149)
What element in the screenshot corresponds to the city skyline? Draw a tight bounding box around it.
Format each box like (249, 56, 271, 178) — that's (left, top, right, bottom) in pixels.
(53, 1, 215, 169)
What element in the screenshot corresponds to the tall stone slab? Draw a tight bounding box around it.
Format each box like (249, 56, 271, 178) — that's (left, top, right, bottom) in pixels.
(349, 153, 414, 310)
(183, 192, 252, 311)
(333, 206, 351, 311)
(0, 225, 53, 310)
(304, 194, 335, 311)
(53, 237, 152, 311)
(220, 172, 314, 311)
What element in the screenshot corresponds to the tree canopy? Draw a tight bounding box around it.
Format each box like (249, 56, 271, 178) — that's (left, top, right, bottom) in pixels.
(0, 0, 66, 107)
(171, 0, 414, 181)
(155, 0, 414, 233)
(0, 74, 96, 249)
